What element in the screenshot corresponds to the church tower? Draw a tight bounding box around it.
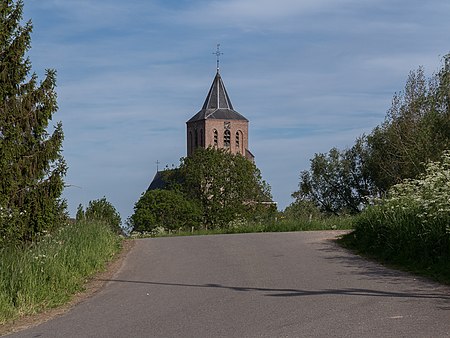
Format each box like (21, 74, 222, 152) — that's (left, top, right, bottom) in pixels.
(186, 69, 254, 161)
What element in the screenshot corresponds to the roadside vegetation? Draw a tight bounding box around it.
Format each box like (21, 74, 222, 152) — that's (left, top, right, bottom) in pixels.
(0, 219, 121, 325)
(130, 214, 353, 238)
(129, 193, 352, 238)
(293, 54, 450, 215)
(296, 53, 450, 283)
(340, 152, 450, 283)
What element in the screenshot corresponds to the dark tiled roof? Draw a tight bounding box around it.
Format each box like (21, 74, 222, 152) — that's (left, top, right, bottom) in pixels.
(187, 108, 248, 123)
(147, 171, 167, 190)
(245, 148, 255, 161)
(147, 169, 182, 191)
(187, 71, 248, 123)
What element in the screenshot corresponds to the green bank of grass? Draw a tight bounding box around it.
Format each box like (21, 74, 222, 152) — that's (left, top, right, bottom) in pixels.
(224, 216, 354, 234)
(131, 216, 354, 238)
(339, 208, 450, 285)
(0, 221, 122, 325)
(338, 153, 450, 285)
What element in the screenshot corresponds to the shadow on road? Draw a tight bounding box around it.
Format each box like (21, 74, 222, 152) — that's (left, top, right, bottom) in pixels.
(97, 278, 450, 303)
(314, 239, 440, 286)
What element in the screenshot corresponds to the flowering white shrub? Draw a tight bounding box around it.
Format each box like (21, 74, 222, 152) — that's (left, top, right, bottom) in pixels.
(227, 217, 248, 230)
(350, 150, 450, 265)
(382, 151, 450, 229)
(129, 226, 168, 238)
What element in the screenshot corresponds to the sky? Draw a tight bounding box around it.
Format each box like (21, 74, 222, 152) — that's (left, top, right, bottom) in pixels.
(23, 0, 450, 222)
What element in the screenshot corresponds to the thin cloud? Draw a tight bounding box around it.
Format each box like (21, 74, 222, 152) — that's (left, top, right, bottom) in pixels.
(177, 0, 361, 28)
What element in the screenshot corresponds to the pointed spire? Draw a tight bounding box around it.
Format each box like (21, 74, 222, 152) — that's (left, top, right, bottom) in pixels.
(186, 60, 248, 123)
(201, 71, 234, 110)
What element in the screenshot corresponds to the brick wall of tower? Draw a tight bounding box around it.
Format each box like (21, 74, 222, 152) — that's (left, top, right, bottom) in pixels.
(204, 119, 249, 156)
(186, 120, 206, 157)
(187, 119, 249, 157)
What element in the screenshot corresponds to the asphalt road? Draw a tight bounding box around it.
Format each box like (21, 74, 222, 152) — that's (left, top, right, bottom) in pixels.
(7, 231, 450, 337)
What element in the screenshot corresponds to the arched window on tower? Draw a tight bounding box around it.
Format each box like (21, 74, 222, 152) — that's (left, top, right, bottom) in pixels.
(189, 131, 193, 153)
(200, 129, 204, 147)
(235, 131, 240, 152)
(236, 130, 244, 154)
(195, 129, 198, 148)
(213, 129, 218, 146)
(224, 129, 231, 147)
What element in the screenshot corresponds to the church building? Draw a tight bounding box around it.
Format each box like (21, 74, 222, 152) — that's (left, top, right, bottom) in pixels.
(186, 69, 254, 161)
(148, 51, 254, 190)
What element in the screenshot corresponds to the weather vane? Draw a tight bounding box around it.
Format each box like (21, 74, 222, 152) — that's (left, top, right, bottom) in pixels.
(213, 43, 223, 71)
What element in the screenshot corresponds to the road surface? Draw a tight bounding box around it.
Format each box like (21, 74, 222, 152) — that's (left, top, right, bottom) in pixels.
(6, 231, 450, 337)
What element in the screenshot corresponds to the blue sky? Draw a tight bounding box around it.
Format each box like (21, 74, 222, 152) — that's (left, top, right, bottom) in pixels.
(23, 0, 450, 221)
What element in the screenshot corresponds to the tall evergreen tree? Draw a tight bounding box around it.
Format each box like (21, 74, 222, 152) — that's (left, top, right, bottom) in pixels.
(0, 0, 66, 241)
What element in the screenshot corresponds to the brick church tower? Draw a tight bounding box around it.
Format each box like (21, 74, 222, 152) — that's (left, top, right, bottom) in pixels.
(186, 69, 254, 161)
(148, 61, 254, 190)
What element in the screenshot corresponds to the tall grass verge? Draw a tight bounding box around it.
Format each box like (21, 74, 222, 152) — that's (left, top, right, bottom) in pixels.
(340, 151, 450, 283)
(0, 221, 121, 325)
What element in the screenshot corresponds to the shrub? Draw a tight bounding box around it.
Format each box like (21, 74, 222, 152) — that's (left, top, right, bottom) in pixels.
(283, 200, 323, 221)
(77, 198, 122, 234)
(348, 151, 450, 265)
(129, 189, 202, 233)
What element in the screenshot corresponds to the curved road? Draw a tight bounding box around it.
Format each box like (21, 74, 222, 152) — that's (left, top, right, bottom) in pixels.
(7, 231, 450, 337)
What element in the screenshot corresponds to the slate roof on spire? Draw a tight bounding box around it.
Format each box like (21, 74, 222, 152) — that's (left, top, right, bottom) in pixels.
(187, 71, 248, 123)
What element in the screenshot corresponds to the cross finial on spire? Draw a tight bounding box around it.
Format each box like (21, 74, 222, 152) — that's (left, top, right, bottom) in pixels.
(156, 160, 160, 172)
(213, 43, 223, 72)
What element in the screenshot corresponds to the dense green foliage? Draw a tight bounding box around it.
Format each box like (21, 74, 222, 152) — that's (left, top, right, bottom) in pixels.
(0, 220, 121, 325)
(293, 54, 450, 214)
(179, 148, 273, 228)
(342, 152, 450, 281)
(366, 63, 450, 192)
(76, 197, 122, 234)
(282, 200, 323, 221)
(293, 140, 374, 215)
(130, 148, 274, 233)
(129, 189, 202, 233)
(0, 1, 66, 242)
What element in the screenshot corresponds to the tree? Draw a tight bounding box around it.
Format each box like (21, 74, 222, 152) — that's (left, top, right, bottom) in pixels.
(293, 140, 376, 215)
(283, 199, 323, 221)
(83, 197, 122, 234)
(179, 147, 272, 228)
(295, 53, 450, 215)
(366, 57, 450, 192)
(129, 189, 202, 233)
(0, 1, 66, 241)
(76, 203, 85, 222)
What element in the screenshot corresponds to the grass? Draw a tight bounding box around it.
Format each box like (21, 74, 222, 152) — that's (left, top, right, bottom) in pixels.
(339, 208, 450, 285)
(338, 153, 450, 285)
(339, 232, 450, 285)
(0, 220, 122, 325)
(131, 215, 354, 238)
